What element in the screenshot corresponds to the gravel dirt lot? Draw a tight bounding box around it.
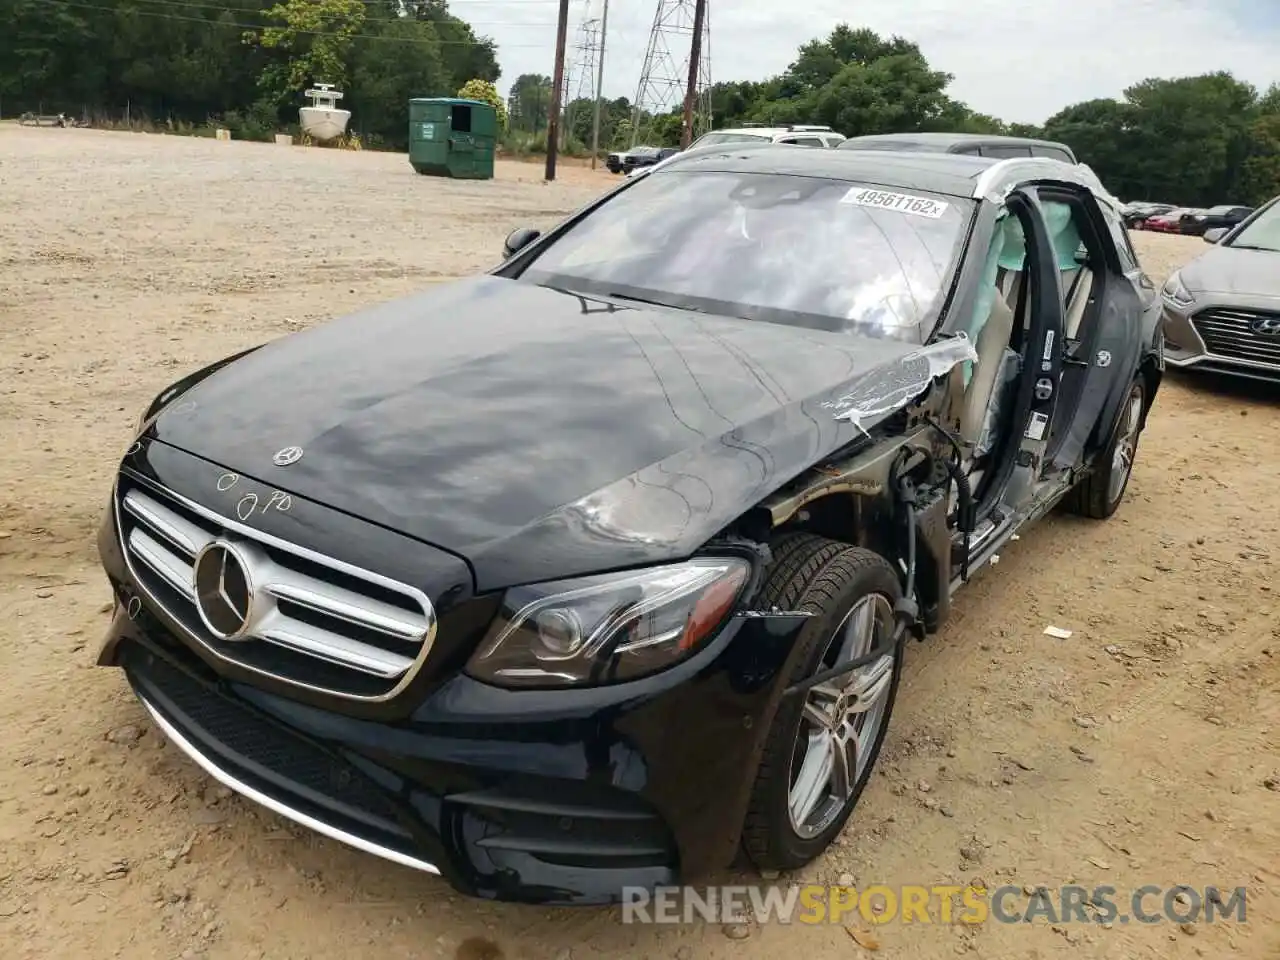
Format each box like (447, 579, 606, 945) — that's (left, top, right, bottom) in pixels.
(1, 126, 1277, 960)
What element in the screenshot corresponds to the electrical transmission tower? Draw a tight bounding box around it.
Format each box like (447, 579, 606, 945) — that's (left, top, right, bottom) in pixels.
(631, 0, 711, 147)
(566, 11, 602, 147)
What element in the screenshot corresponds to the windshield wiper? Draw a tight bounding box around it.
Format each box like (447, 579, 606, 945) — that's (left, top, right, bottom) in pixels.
(1228, 244, 1280, 252)
(606, 291, 706, 313)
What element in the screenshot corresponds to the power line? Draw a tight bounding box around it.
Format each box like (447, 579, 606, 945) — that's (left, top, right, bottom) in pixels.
(36, 0, 551, 44)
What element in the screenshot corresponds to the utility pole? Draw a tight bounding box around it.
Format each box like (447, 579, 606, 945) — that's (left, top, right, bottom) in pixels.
(680, 0, 706, 148)
(590, 0, 609, 169)
(545, 0, 571, 181)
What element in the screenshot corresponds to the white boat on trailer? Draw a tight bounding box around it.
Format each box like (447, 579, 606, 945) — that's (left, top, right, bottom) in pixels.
(299, 84, 351, 143)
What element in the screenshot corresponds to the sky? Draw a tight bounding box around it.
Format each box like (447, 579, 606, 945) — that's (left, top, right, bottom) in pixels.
(449, 0, 1280, 124)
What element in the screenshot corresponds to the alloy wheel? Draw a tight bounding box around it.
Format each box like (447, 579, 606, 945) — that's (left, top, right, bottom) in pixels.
(787, 593, 896, 839)
(1108, 388, 1144, 505)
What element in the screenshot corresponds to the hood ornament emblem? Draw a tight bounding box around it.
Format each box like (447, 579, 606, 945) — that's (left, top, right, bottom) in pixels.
(273, 446, 304, 467)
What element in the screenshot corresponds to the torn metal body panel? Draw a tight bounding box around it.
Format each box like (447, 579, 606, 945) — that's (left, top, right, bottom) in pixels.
(820, 333, 977, 433)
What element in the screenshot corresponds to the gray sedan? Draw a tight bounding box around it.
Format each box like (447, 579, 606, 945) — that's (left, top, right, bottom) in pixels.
(1161, 194, 1280, 382)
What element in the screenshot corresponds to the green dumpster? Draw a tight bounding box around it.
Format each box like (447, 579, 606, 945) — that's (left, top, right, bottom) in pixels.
(409, 98, 497, 179)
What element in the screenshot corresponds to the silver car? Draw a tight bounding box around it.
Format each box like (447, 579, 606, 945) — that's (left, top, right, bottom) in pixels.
(1162, 195, 1280, 381)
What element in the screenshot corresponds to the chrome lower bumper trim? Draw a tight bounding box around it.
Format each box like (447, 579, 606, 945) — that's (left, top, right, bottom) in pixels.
(1165, 353, 1280, 374)
(138, 694, 442, 876)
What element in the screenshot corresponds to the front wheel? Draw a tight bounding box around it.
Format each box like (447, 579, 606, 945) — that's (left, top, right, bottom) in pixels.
(742, 534, 904, 872)
(1064, 377, 1146, 519)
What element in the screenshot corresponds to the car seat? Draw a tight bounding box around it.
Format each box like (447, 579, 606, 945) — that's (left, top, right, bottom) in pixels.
(960, 215, 1025, 444)
(1042, 202, 1094, 340)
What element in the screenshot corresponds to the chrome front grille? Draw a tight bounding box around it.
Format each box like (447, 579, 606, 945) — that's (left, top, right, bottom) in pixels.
(1192, 308, 1280, 367)
(117, 481, 437, 700)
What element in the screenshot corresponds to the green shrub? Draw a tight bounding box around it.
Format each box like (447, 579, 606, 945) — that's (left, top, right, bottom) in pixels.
(220, 99, 279, 142)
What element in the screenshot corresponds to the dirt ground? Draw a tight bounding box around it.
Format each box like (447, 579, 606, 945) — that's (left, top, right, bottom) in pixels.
(1, 126, 1276, 960)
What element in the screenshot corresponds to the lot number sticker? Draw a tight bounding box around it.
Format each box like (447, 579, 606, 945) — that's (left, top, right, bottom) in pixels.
(841, 188, 949, 219)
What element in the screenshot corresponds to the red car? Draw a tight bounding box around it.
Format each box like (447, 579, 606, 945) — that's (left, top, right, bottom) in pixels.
(1123, 202, 1174, 230)
(1145, 208, 1202, 233)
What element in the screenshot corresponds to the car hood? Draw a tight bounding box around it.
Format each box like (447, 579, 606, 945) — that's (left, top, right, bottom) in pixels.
(151, 277, 933, 589)
(1181, 246, 1280, 298)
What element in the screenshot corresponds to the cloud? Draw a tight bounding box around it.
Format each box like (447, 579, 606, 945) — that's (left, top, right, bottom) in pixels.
(462, 0, 1278, 124)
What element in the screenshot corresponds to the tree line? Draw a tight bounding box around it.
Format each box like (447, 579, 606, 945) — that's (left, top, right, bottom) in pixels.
(0, 0, 500, 147)
(509, 25, 1279, 207)
(680, 25, 1279, 207)
(2, 4, 1276, 205)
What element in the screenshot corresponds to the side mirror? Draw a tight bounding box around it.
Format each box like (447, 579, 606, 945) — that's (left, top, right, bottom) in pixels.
(503, 227, 541, 260)
(1203, 227, 1227, 244)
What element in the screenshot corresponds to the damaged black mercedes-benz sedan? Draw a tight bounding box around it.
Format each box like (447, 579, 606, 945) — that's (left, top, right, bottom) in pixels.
(97, 144, 1163, 904)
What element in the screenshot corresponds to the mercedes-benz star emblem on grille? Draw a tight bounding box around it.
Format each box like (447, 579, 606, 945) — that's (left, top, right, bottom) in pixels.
(1252, 316, 1280, 337)
(193, 542, 255, 640)
(273, 445, 304, 466)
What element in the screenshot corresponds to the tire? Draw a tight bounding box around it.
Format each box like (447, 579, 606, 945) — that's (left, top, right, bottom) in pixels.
(741, 533, 904, 872)
(1064, 377, 1146, 519)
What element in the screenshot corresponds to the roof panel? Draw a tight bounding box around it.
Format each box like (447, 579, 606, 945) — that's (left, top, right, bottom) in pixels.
(656, 144, 1118, 208)
(658, 146, 996, 198)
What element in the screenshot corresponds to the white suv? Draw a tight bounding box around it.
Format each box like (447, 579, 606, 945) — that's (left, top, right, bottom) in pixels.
(623, 125, 846, 179)
(689, 125, 846, 150)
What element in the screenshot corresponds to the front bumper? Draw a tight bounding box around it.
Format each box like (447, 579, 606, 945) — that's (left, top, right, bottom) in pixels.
(99, 512, 809, 904)
(127, 644, 442, 876)
(1161, 300, 1280, 382)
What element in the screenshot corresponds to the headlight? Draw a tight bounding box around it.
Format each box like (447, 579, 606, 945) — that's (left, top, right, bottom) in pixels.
(466, 557, 751, 688)
(1162, 272, 1194, 306)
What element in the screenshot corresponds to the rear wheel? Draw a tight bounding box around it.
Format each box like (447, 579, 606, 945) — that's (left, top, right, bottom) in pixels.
(742, 534, 903, 872)
(1065, 377, 1146, 519)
